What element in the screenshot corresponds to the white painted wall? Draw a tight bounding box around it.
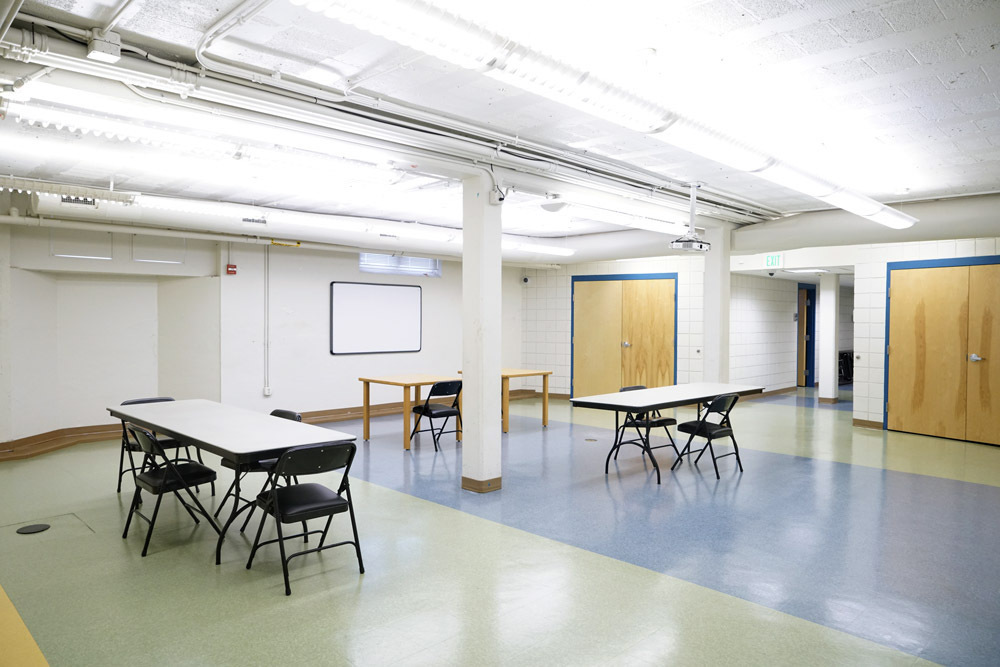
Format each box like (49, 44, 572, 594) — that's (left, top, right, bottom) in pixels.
(10, 269, 58, 438)
(521, 255, 705, 396)
(728, 274, 797, 392)
(220, 243, 523, 413)
(159, 276, 221, 401)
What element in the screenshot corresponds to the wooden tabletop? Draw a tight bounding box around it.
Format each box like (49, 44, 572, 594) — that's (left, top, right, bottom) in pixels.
(358, 374, 459, 387)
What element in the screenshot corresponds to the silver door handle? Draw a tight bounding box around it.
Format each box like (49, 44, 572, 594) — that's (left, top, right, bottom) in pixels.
(970, 353, 985, 362)
(622, 341, 631, 348)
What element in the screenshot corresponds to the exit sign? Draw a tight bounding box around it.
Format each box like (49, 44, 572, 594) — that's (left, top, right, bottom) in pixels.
(765, 253, 783, 269)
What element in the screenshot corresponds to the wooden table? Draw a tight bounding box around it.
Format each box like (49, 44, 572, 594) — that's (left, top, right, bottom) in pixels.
(498, 368, 551, 433)
(108, 399, 355, 562)
(570, 382, 763, 483)
(359, 374, 460, 450)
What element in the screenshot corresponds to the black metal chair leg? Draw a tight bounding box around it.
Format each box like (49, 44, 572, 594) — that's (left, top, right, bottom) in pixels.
(140, 494, 164, 557)
(731, 435, 744, 472)
(122, 486, 142, 537)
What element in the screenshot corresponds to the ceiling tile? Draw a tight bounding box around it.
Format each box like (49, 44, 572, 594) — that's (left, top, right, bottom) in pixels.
(900, 74, 950, 97)
(907, 35, 968, 64)
(817, 58, 877, 85)
(785, 21, 847, 55)
(956, 24, 1000, 58)
(863, 48, 920, 74)
(953, 93, 1000, 115)
(828, 9, 894, 44)
(935, 0, 997, 20)
(915, 100, 963, 121)
(879, 0, 946, 33)
(676, 0, 760, 35)
(748, 34, 807, 65)
(938, 67, 991, 90)
(862, 85, 911, 104)
(734, 0, 801, 21)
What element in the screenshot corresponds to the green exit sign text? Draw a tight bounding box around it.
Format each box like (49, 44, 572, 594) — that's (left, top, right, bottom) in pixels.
(765, 253, 783, 269)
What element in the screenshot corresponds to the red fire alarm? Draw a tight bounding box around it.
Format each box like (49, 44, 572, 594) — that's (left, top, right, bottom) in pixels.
(226, 264, 237, 275)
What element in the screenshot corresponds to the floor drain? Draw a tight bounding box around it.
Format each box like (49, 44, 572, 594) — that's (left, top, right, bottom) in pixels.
(585, 438, 598, 442)
(16, 524, 50, 535)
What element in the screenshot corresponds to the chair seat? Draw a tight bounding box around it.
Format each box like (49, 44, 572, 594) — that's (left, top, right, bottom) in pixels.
(677, 421, 733, 439)
(257, 483, 349, 523)
(413, 404, 460, 419)
(626, 416, 677, 429)
(135, 462, 217, 495)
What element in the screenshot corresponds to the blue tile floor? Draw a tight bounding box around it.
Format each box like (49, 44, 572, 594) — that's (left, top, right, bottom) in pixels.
(333, 410, 1000, 666)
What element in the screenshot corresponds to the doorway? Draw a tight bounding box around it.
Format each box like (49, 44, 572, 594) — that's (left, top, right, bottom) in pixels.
(886, 257, 999, 445)
(571, 273, 677, 397)
(797, 283, 816, 388)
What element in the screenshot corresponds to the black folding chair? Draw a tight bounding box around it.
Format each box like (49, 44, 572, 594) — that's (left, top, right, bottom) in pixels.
(246, 442, 364, 595)
(410, 380, 462, 451)
(606, 386, 679, 484)
(117, 397, 206, 493)
(671, 393, 743, 480)
(122, 426, 220, 557)
(215, 409, 302, 521)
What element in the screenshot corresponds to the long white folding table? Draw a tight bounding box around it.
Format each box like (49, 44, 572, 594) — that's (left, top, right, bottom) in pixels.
(570, 382, 764, 483)
(108, 399, 356, 563)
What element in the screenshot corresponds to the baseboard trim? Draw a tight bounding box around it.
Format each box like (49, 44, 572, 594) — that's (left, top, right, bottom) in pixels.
(0, 424, 120, 462)
(462, 476, 502, 493)
(853, 418, 883, 430)
(740, 386, 796, 401)
(819, 397, 839, 404)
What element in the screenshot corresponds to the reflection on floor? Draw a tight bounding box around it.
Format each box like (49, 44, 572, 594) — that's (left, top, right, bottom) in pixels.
(1, 392, 997, 665)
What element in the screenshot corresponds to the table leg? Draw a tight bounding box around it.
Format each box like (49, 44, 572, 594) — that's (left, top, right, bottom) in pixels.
(403, 386, 412, 451)
(502, 376, 510, 433)
(362, 381, 371, 441)
(542, 374, 549, 427)
(216, 468, 242, 564)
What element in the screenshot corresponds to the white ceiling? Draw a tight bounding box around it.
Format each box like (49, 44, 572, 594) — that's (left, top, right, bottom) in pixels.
(1, 0, 999, 261)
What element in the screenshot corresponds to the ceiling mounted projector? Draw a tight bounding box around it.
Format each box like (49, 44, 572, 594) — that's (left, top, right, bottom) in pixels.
(670, 183, 711, 252)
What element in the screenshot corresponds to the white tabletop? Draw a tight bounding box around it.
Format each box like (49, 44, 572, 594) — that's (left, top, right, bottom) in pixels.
(570, 382, 764, 411)
(109, 399, 356, 464)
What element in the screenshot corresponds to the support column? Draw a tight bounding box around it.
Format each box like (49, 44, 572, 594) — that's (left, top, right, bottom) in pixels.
(703, 224, 733, 383)
(461, 173, 503, 492)
(818, 273, 841, 403)
(0, 222, 11, 441)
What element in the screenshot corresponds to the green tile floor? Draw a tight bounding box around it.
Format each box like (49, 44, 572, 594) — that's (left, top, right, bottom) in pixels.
(4, 390, 994, 665)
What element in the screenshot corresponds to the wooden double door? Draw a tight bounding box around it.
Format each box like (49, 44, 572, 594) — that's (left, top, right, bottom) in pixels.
(572, 277, 676, 397)
(887, 264, 999, 445)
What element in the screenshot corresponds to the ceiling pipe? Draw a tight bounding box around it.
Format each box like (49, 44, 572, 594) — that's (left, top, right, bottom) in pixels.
(0, 0, 24, 44)
(1, 24, 766, 225)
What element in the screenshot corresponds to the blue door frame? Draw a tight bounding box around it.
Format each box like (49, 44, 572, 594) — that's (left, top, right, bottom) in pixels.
(883, 254, 1000, 429)
(798, 283, 816, 387)
(570, 273, 678, 396)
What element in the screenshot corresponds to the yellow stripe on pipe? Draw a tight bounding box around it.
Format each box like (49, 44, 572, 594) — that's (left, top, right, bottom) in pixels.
(0, 584, 47, 666)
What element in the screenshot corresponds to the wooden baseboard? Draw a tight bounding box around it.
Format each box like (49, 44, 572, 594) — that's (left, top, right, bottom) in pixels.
(0, 424, 120, 462)
(740, 386, 796, 401)
(819, 397, 839, 404)
(853, 418, 883, 430)
(462, 476, 502, 493)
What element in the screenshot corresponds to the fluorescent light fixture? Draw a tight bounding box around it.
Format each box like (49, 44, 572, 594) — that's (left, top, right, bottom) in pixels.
(52, 254, 113, 260)
(783, 268, 828, 274)
(501, 239, 575, 256)
(865, 206, 917, 230)
(133, 258, 183, 265)
(300, 0, 918, 229)
(655, 120, 770, 172)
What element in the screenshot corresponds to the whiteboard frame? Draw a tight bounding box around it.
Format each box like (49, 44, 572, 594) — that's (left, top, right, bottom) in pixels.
(329, 281, 422, 355)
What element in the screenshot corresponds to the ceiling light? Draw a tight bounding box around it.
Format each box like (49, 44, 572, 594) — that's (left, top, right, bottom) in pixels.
(86, 31, 122, 64)
(864, 206, 917, 230)
(756, 162, 835, 198)
(501, 239, 575, 256)
(784, 269, 828, 274)
(655, 120, 770, 172)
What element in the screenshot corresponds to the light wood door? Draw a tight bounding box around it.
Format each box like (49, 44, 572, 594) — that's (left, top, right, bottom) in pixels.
(967, 264, 1000, 445)
(622, 279, 675, 388)
(887, 266, 969, 439)
(572, 280, 622, 397)
(797, 289, 808, 386)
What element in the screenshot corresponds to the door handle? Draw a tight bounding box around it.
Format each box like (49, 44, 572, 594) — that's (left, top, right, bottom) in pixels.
(622, 341, 631, 348)
(970, 353, 985, 362)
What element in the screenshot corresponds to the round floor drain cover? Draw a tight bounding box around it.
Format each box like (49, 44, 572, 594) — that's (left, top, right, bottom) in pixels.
(16, 524, 50, 535)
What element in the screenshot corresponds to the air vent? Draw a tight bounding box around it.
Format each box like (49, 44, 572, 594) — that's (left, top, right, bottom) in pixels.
(242, 216, 267, 224)
(61, 196, 97, 206)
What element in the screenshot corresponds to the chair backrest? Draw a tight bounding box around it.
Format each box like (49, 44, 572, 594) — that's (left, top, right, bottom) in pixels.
(705, 393, 739, 421)
(620, 385, 646, 392)
(428, 380, 462, 399)
(273, 442, 356, 479)
(270, 409, 302, 422)
(121, 397, 175, 406)
(620, 385, 651, 419)
(127, 425, 168, 459)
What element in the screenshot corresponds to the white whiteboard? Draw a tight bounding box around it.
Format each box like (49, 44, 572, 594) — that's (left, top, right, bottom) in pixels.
(330, 282, 422, 354)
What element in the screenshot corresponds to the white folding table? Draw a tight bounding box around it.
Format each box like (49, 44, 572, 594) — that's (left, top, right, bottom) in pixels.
(570, 383, 764, 483)
(108, 399, 356, 563)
